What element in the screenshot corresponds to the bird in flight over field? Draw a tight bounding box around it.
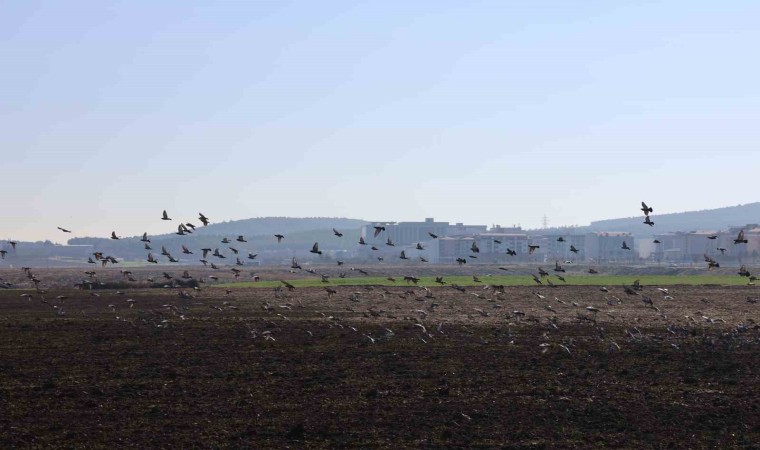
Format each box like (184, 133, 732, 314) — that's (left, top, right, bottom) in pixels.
(275, 234, 284, 243)
(162, 210, 172, 221)
(198, 213, 210, 226)
(641, 202, 653, 215)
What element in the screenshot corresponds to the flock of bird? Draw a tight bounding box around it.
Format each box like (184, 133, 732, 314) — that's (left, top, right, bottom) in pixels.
(0, 202, 757, 356)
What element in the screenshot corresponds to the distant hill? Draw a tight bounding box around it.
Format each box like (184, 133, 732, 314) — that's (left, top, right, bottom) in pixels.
(532, 203, 760, 236)
(185, 217, 368, 237)
(64, 217, 369, 263)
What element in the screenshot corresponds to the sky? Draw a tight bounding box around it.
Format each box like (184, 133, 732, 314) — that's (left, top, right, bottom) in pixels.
(2, 0, 760, 242)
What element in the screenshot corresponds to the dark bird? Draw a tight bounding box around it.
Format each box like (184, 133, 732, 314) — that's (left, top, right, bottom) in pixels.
(221, 237, 230, 244)
(198, 213, 210, 226)
(416, 243, 424, 250)
(471, 241, 479, 253)
(707, 235, 718, 240)
(456, 257, 467, 265)
(717, 247, 727, 255)
(147, 253, 158, 264)
(528, 245, 540, 255)
(140, 232, 151, 243)
(236, 235, 247, 243)
(641, 201, 653, 215)
(176, 224, 188, 235)
(420, 256, 428, 262)
(291, 257, 302, 270)
(532, 274, 542, 285)
(333, 228, 343, 237)
(386, 238, 395, 246)
(621, 241, 631, 250)
(201, 248, 211, 259)
(0, 250, 6, 259)
(310, 242, 322, 255)
(371, 246, 379, 251)
(554, 261, 565, 272)
(428, 232, 438, 239)
(643, 216, 654, 227)
(738, 265, 751, 277)
(161, 245, 171, 256)
(734, 230, 748, 244)
(557, 237, 565, 242)
(8, 241, 16, 249)
(229, 247, 239, 254)
(506, 248, 517, 256)
(653, 239, 661, 244)
(373, 226, 385, 237)
(57, 227, 72, 233)
(110, 231, 120, 240)
(399, 250, 409, 260)
(248, 253, 258, 260)
(275, 234, 284, 243)
(538, 267, 549, 277)
(570, 245, 579, 254)
(588, 268, 598, 274)
(359, 237, 367, 245)
(182, 245, 193, 254)
(494, 239, 502, 244)
(161, 210, 172, 221)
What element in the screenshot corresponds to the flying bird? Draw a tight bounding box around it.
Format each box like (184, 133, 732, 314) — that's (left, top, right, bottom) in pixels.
(734, 230, 748, 244)
(373, 226, 386, 237)
(506, 248, 517, 256)
(140, 232, 150, 243)
(641, 202, 653, 215)
(57, 227, 72, 233)
(399, 250, 409, 260)
(110, 232, 120, 240)
(471, 241, 479, 253)
(236, 235, 247, 243)
(333, 228, 343, 237)
(358, 237, 367, 245)
(643, 216, 654, 227)
(528, 245, 540, 255)
(275, 234, 284, 243)
(198, 213, 210, 226)
(310, 242, 322, 255)
(428, 232, 438, 239)
(621, 241, 631, 250)
(161, 210, 172, 221)
(570, 245, 579, 254)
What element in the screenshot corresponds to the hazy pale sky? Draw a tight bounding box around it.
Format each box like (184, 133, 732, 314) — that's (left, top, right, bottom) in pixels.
(2, 1, 759, 242)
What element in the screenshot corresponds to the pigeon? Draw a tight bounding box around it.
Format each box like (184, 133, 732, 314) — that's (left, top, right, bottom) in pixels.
(198, 213, 210, 226)
(161, 210, 172, 221)
(641, 201, 653, 215)
(310, 242, 322, 255)
(57, 227, 72, 233)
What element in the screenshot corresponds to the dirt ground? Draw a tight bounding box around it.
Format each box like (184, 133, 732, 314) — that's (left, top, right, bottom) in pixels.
(0, 267, 758, 448)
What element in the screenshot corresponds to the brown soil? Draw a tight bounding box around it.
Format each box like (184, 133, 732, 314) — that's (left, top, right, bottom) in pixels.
(0, 268, 758, 448)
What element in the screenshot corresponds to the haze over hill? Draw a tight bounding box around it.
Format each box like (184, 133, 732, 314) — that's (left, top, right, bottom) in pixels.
(534, 202, 760, 236)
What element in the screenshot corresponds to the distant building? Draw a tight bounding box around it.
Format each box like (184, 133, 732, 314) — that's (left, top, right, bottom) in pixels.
(585, 232, 636, 263)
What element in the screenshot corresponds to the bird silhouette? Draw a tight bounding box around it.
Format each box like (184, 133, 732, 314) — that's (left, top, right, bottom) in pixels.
(557, 237, 565, 242)
(333, 228, 343, 237)
(643, 216, 654, 227)
(358, 237, 367, 245)
(471, 242, 479, 253)
(147, 253, 158, 264)
(57, 227, 72, 233)
(416, 243, 425, 250)
(734, 230, 748, 244)
(373, 226, 385, 237)
(641, 202, 653, 215)
(386, 238, 395, 246)
(428, 232, 438, 239)
(310, 242, 322, 255)
(528, 245, 540, 255)
(198, 213, 210, 226)
(161, 210, 172, 221)
(506, 248, 517, 256)
(140, 232, 150, 243)
(275, 234, 284, 243)
(569, 245, 580, 254)
(621, 241, 631, 250)
(182, 245, 193, 254)
(110, 232, 120, 240)
(707, 235, 718, 240)
(399, 250, 409, 260)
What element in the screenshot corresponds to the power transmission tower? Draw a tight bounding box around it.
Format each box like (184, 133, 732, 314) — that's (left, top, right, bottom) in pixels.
(542, 215, 549, 229)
